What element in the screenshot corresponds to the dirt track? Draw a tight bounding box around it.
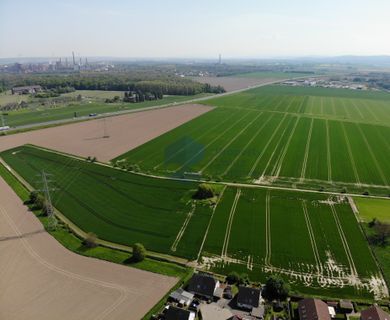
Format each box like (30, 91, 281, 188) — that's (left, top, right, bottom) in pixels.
(0, 104, 212, 162)
(193, 76, 283, 92)
(0, 176, 177, 320)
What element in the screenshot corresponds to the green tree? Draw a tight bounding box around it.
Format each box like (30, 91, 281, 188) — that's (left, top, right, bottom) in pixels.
(83, 232, 98, 248)
(226, 271, 240, 284)
(132, 243, 146, 262)
(193, 183, 215, 200)
(262, 275, 290, 301)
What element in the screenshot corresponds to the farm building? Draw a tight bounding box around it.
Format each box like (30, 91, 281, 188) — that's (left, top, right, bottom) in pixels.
(11, 85, 42, 95)
(361, 305, 390, 320)
(187, 273, 219, 300)
(298, 298, 331, 320)
(236, 286, 261, 310)
(169, 288, 194, 306)
(164, 306, 195, 320)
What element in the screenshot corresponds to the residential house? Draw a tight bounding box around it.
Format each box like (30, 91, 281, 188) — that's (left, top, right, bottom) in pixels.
(298, 298, 331, 320)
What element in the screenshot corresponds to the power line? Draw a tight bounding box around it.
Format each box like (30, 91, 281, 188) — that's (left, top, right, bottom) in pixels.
(40, 170, 57, 230)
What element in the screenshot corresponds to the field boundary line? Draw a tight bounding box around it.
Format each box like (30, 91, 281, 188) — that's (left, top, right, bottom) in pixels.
(19, 146, 390, 200)
(175, 111, 253, 172)
(222, 113, 274, 177)
(341, 99, 352, 119)
(300, 118, 314, 181)
(325, 120, 332, 182)
(247, 114, 288, 177)
(329, 202, 358, 277)
(153, 109, 239, 170)
(257, 116, 293, 179)
(340, 122, 361, 185)
(221, 188, 241, 259)
(265, 190, 272, 266)
(302, 201, 322, 273)
(200, 111, 263, 173)
(272, 116, 301, 178)
(356, 124, 388, 186)
(196, 186, 227, 262)
(171, 203, 196, 252)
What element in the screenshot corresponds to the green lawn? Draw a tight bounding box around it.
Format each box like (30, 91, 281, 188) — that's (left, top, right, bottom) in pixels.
(355, 197, 390, 223)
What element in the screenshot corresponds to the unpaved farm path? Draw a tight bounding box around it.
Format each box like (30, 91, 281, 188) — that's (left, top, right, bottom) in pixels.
(0, 104, 213, 162)
(0, 177, 177, 320)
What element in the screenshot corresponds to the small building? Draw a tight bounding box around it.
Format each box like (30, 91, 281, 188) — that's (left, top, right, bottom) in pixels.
(164, 306, 195, 320)
(169, 288, 194, 307)
(236, 286, 261, 310)
(11, 85, 42, 95)
(361, 305, 390, 320)
(298, 298, 331, 320)
(251, 305, 265, 319)
(187, 273, 219, 300)
(339, 300, 354, 313)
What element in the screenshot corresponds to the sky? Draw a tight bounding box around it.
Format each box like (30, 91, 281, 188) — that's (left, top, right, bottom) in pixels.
(1, 0, 390, 59)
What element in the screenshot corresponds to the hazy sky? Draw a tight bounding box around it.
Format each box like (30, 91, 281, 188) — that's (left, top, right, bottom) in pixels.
(1, 0, 390, 59)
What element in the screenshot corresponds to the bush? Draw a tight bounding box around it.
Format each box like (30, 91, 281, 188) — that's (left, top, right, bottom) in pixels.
(226, 271, 240, 284)
(83, 232, 98, 248)
(193, 183, 215, 200)
(29, 191, 45, 210)
(239, 273, 250, 285)
(132, 243, 146, 262)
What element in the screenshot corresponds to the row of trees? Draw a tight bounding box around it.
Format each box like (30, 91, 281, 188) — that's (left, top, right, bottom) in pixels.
(0, 72, 225, 96)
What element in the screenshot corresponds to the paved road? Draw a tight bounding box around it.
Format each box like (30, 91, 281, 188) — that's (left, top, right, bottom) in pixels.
(6, 77, 302, 132)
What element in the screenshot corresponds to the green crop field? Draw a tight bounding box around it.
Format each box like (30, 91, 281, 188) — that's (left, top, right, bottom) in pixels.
(2, 145, 386, 299)
(115, 85, 390, 196)
(355, 197, 390, 223)
(199, 186, 386, 299)
(0, 145, 209, 259)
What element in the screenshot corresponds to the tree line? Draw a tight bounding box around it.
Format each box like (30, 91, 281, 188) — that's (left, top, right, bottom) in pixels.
(0, 72, 225, 96)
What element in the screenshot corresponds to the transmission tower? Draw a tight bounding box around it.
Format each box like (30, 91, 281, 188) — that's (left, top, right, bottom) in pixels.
(102, 117, 109, 138)
(41, 170, 57, 230)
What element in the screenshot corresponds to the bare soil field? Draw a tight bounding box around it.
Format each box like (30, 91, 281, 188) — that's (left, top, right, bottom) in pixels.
(0, 104, 212, 162)
(193, 76, 284, 92)
(0, 176, 177, 320)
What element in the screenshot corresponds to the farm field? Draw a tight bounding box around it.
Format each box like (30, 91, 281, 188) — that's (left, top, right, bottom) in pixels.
(0, 104, 213, 162)
(2, 92, 211, 127)
(199, 186, 387, 299)
(355, 197, 390, 223)
(0, 145, 206, 259)
(2, 145, 386, 299)
(115, 86, 390, 195)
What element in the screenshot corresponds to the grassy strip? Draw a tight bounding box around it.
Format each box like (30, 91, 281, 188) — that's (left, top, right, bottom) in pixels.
(0, 162, 193, 318)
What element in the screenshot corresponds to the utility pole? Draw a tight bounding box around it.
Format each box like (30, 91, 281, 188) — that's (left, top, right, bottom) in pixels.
(41, 170, 57, 230)
(102, 118, 109, 138)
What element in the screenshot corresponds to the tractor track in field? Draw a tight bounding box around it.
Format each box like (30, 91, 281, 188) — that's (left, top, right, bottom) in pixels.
(171, 203, 196, 252)
(264, 190, 272, 266)
(247, 114, 288, 177)
(340, 122, 361, 185)
(302, 200, 322, 273)
(325, 120, 332, 182)
(329, 202, 358, 278)
(256, 115, 293, 180)
(300, 118, 314, 182)
(200, 112, 263, 173)
(222, 113, 274, 177)
(196, 186, 226, 262)
(175, 111, 253, 172)
(355, 124, 389, 186)
(152, 109, 240, 170)
(272, 116, 301, 178)
(221, 188, 241, 259)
